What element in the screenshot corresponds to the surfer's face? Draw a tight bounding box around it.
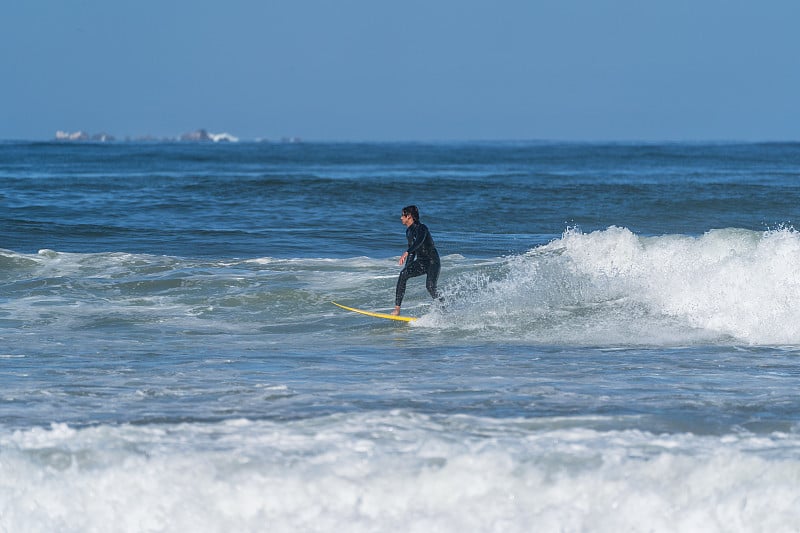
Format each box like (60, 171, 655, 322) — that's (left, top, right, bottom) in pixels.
(401, 213, 413, 227)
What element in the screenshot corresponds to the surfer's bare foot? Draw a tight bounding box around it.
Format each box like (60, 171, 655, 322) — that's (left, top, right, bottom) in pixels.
(391, 306, 401, 316)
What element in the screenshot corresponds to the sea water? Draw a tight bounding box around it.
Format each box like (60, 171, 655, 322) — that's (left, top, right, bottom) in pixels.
(1, 141, 800, 532)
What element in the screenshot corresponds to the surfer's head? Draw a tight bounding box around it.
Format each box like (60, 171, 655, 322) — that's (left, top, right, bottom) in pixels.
(401, 205, 419, 223)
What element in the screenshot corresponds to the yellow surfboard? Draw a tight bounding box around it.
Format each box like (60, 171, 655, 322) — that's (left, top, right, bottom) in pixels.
(332, 301, 417, 322)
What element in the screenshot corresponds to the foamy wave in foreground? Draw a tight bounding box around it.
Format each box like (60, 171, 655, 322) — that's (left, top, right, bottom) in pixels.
(1, 412, 799, 532)
(431, 226, 800, 345)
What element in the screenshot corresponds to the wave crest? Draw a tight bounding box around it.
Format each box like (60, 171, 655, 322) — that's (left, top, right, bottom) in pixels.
(433, 226, 800, 345)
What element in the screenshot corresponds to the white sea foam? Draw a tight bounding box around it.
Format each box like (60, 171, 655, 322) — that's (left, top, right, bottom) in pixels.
(1, 413, 799, 532)
(430, 226, 800, 345)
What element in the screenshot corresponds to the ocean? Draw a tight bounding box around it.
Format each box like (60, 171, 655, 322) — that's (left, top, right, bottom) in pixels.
(1, 141, 800, 532)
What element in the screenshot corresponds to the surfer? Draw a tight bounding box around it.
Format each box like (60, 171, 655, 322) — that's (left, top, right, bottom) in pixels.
(392, 205, 441, 316)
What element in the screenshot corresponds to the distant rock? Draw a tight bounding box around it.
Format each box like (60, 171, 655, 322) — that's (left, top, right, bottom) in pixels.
(208, 132, 239, 143)
(54, 128, 246, 143)
(179, 129, 239, 142)
(179, 129, 211, 142)
(55, 130, 90, 141)
(55, 130, 115, 142)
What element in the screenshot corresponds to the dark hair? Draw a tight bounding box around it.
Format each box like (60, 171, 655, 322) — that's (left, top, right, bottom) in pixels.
(402, 205, 420, 223)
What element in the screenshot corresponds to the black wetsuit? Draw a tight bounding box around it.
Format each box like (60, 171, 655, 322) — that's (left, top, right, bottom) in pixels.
(395, 221, 441, 307)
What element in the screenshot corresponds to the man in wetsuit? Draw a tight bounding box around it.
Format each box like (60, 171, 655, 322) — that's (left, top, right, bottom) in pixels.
(392, 205, 441, 316)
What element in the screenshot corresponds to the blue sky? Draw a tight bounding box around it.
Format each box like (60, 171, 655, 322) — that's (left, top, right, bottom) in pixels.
(2, 0, 799, 141)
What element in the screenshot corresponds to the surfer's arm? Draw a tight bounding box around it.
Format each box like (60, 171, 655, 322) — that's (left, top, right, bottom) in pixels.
(398, 251, 408, 266)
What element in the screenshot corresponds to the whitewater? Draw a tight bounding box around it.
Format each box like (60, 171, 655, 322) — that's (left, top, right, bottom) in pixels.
(3, 415, 800, 532)
(432, 225, 800, 345)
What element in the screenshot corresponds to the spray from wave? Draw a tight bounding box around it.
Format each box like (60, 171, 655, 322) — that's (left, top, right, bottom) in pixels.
(430, 226, 800, 346)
